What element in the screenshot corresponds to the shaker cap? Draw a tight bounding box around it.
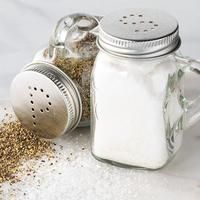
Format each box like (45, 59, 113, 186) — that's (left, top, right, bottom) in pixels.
(98, 8, 181, 58)
(10, 62, 82, 139)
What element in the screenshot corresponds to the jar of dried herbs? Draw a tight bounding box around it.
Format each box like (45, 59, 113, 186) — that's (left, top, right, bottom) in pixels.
(33, 13, 101, 127)
(10, 13, 101, 139)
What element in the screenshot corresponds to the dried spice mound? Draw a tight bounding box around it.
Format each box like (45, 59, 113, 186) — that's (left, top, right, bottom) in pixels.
(0, 120, 54, 184)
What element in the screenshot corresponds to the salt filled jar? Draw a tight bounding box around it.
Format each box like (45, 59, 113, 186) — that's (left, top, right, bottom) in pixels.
(91, 8, 200, 169)
(10, 13, 100, 139)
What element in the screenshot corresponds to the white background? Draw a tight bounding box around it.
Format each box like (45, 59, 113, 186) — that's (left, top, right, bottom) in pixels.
(0, 0, 200, 54)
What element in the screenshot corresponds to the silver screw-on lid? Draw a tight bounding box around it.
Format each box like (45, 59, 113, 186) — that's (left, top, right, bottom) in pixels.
(98, 9, 181, 58)
(10, 62, 82, 139)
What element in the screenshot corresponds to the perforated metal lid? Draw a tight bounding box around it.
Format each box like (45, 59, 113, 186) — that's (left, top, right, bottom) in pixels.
(10, 62, 82, 139)
(98, 8, 181, 58)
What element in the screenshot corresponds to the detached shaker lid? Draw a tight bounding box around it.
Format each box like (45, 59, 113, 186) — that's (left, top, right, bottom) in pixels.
(98, 8, 181, 58)
(10, 62, 82, 139)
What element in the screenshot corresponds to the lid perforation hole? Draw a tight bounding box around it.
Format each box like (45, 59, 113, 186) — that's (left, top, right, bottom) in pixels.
(118, 14, 159, 33)
(40, 109, 44, 113)
(46, 94, 50, 98)
(33, 122, 36, 126)
(34, 87, 37, 91)
(32, 115, 36, 119)
(46, 108, 49, 112)
(30, 100, 34, 104)
(40, 89, 44, 92)
(31, 108, 34, 112)
(48, 102, 52, 106)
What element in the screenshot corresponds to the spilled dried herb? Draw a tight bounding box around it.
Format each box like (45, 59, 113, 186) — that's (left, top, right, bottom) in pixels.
(0, 120, 54, 184)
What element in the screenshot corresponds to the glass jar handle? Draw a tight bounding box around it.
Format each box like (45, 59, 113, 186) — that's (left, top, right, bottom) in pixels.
(48, 13, 102, 58)
(176, 54, 200, 129)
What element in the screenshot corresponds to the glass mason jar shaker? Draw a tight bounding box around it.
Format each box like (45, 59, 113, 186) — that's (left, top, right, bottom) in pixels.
(10, 13, 100, 139)
(34, 13, 100, 126)
(91, 9, 200, 169)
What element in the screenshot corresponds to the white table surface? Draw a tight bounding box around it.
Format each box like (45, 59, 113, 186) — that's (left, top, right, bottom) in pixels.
(1, 100, 200, 200)
(1, 1, 200, 199)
